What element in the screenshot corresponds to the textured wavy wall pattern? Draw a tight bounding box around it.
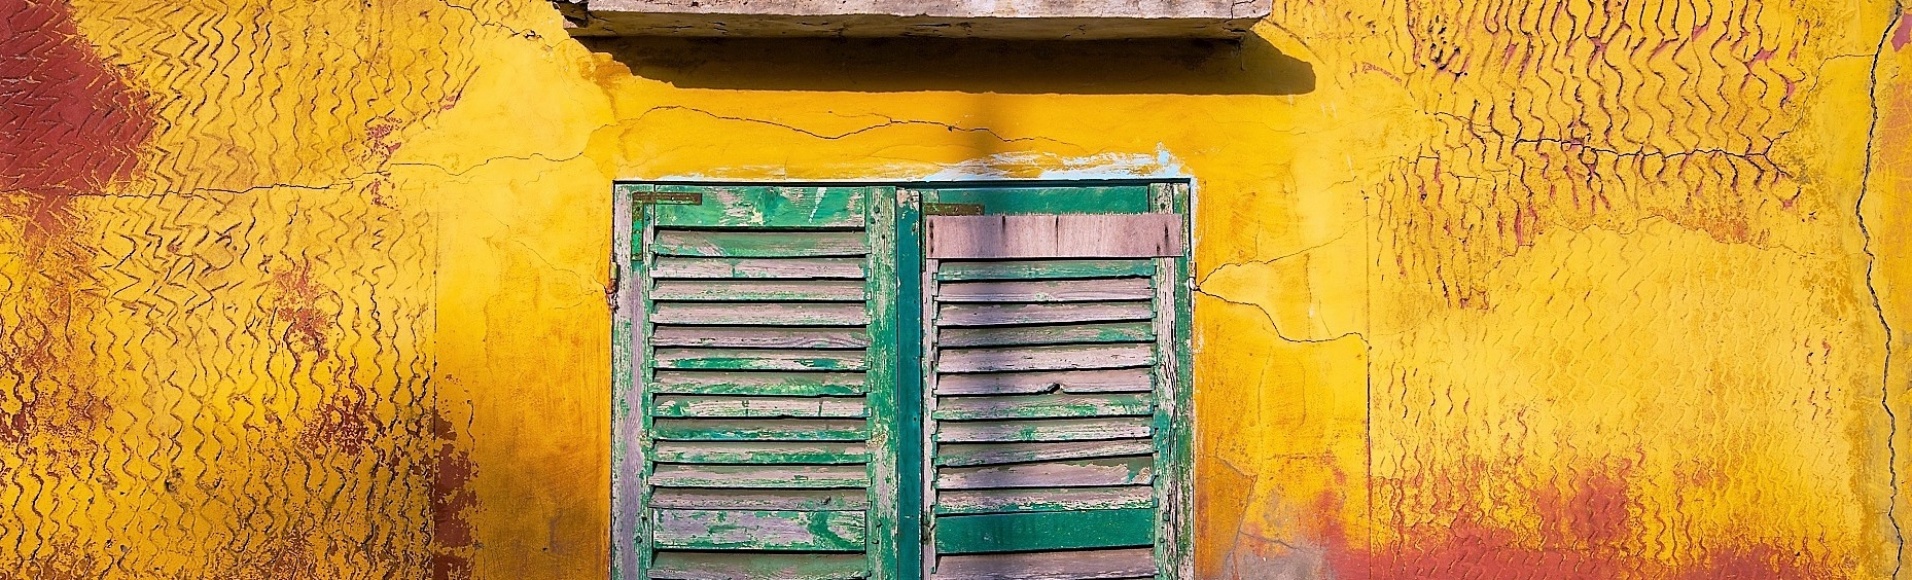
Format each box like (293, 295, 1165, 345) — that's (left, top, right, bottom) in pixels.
(2, 0, 1908, 578)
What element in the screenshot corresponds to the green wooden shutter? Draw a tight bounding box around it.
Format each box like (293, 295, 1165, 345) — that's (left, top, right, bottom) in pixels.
(915, 184, 1192, 579)
(616, 185, 903, 580)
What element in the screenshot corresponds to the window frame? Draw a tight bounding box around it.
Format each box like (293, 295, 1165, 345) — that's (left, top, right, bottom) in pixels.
(612, 180, 1195, 580)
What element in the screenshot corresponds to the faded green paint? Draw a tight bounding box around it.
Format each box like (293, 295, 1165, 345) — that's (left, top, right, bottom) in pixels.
(934, 508, 1156, 554)
(649, 553, 868, 580)
(649, 185, 869, 228)
(863, 186, 907, 580)
(652, 419, 870, 441)
(651, 442, 871, 464)
(931, 392, 1154, 420)
(935, 259, 1158, 281)
(923, 185, 1153, 215)
(653, 371, 867, 396)
(939, 321, 1156, 347)
(894, 189, 927, 580)
(651, 509, 867, 551)
(651, 230, 870, 258)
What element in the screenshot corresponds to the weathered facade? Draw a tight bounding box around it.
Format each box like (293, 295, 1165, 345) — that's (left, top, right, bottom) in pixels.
(2, 0, 1910, 578)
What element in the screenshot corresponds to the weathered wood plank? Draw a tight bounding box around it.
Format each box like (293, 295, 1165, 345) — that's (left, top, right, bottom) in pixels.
(650, 552, 868, 580)
(927, 214, 1184, 259)
(650, 488, 869, 511)
(652, 302, 870, 326)
(935, 486, 1155, 514)
(653, 229, 869, 257)
(653, 509, 866, 551)
(931, 548, 1154, 580)
(936, 278, 1153, 302)
(937, 417, 1152, 443)
(935, 259, 1156, 281)
(652, 441, 869, 464)
(937, 456, 1154, 490)
(650, 279, 868, 302)
(934, 509, 1155, 554)
(937, 301, 1151, 327)
(939, 321, 1153, 348)
(654, 371, 866, 396)
(935, 369, 1153, 396)
(655, 395, 868, 419)
(652, 326, 870, 349)
(933, 393, 1153, 421)
(936, 344, 1153, 373)
(652, 256, 867, 279)
(936, 439, 1155, 468)
(649, 464, 871, 488)
(654, 348, 868, 371)
(654, 418, 869, 441)
(650, 185, 868, 228)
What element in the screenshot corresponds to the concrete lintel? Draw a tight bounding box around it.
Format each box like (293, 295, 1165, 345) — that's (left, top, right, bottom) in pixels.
(560, 0, 1273, 39)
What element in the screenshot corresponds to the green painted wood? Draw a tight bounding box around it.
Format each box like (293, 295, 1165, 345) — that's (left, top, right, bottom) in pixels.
(652, 509, 867, 551)
(650, 280, 868, 302)
(651, 302, 870, 326)
(931, 393, 1152, 421)
(934, 486, 1155, 515)
(933, 508, 1155, 554)
(649, 552, 868, 580)
(936, 417, 1152, 443)
(649, 464, 871, 488)
(651, 441, 870, 464)
(921, 185, 1151, 215)
(935, 259, 1156, 281)
(1156, 181, 1196, 580)
(935, 439, 1155, 467)
(654, 418, 870, 441)
(650, 488, 870, 511)
(894, 190, 928, 580)
(650, 186, 868, 228)
(935, 278, 1154, 302)
(652, 229, 870, 257)
(654, 395, 867, 419)
(935, 343, 1154, 373)
(653, 348, 868, 371)
(936, 301, 1153, 327)
(938, 321, 1154, 348)
(934, 368, 1153, 396)
(651, 326, 869, 349)
(937, 456, 1154, 490)
(652, 256, 868, 279)
(653, 371, 866, 396)
(612, 187, 646, 580)
(633, 206, 660, 579)
(863, 187, 907, 580)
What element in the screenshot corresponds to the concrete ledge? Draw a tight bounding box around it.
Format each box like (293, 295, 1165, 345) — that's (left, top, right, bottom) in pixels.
(560, 0, 1272, 39)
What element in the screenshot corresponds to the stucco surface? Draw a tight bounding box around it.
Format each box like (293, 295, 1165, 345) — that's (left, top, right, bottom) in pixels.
(1, 0, 1909, 578)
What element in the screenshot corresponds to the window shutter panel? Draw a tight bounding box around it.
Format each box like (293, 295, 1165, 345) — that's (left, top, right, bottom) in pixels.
(919, 185, 1190, 579)
(622, 185, 900, 580)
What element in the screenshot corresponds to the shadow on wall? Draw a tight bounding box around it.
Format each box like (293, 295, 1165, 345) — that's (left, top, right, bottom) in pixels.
(580, 34, 1315, 96)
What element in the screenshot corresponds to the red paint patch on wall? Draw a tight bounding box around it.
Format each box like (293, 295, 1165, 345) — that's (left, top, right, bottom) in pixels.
(0, 0, 154, 234)
(1893, 11, 1910, 52)
(271, 260, 338, 364)
(428, 410, 479, 580)
(298, 390, 378, 456)
(1308, 455, 1844, 579)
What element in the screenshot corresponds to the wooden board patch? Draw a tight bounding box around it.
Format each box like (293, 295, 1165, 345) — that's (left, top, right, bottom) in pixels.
(927, 214, 1184, 259)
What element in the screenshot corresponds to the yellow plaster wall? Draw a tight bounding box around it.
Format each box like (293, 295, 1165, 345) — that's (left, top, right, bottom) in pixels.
(2, 0, 1908, 578)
